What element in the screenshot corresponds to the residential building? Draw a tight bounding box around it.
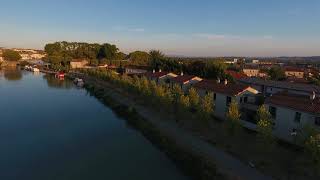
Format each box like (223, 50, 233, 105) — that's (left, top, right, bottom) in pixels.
(265, 92, 320, 142)
(194, 80, 259, 120)
(225, 58, 238, 64)
(252, 59, 260, 64)
(124, 65, 149, 75)
(70, 59, 89, 69)
(284, 67, 305, 79)
(242, 67, 260, 77)
(239, 77, 320, 96)
(144, 70, 178, 84)
(171, 74, 203, 92)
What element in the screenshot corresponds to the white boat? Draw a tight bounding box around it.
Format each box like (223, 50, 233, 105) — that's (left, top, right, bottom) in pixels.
(24, 65, 32, 71)
(32, 68, 40, 72)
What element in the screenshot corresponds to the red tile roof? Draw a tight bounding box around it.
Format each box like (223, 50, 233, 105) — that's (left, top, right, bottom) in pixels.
(171, 75, 198, 84)
(225, 70, 247, 80)
(194, 80, 251, 96)
(265, 92, 320, 114)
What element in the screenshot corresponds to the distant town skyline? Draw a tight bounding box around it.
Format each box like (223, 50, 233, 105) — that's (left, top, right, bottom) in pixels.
(1, 0, 320, 57)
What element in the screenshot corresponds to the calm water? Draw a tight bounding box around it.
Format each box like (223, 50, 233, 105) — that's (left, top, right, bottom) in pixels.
(0, 68, 188, 180)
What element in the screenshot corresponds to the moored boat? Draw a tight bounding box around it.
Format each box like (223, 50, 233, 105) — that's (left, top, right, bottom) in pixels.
(55, 72, 65, 79)
(74, 78, 84, 87)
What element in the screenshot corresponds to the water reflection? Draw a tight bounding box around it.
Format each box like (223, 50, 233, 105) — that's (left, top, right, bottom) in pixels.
(43, 74, 73, 89)
(2, 67, 23, 81)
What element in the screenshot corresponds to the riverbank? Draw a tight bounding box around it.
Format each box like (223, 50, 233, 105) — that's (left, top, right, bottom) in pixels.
(68, 72, 274, 180)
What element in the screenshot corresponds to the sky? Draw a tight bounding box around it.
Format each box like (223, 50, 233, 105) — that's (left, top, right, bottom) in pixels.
(0, 0, 320, 57)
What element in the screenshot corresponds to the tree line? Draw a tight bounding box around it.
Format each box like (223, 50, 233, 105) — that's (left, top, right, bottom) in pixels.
(44, 42, 126, 66)
(44, 42, 233, 80)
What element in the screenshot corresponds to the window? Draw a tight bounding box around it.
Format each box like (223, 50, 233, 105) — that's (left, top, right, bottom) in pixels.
(240, 97, 243, 103)
(269, 106, 277, 119)
(244, 97, 248, 103)
(214, 93, 216, 101)
(226, 96, 232, 106)
(294, 112, 301, 123)
(315, 117, 320, 126)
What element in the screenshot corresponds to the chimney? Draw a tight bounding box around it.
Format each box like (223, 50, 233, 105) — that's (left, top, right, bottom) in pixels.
(216, 78, 221, 84)
(310, 91, 316, 100)
(224, 79, 228, 85)
(152, 69, 155, 73)
(180, 72, 184, 76)
(159, 69, 162, 72)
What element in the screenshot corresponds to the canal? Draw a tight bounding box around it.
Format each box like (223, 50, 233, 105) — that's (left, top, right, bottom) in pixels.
(0, 68, 188, 180)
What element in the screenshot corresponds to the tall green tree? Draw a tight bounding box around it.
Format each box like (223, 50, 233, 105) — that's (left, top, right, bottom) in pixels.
(128, 51, 150, 65)
(256, 105, 275, 152)
(199, 93, 214, 121)
(3, 50, 22, 61)
(178, 95, 190, 112)
(149, 50, 165, 68)
(188, 88, 200, 111)
(268, 66, 286, 80)
(305, 134, 320, 162)
(98, 43, 119, 60)
(226, 100, 241, 136)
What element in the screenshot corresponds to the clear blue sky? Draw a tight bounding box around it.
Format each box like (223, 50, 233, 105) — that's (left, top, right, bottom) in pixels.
(1, 0, 319, 56)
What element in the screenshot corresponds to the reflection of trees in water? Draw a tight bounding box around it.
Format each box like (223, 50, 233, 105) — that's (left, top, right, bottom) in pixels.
(3, 68, 23, 81)
(43, 74, 73, 89)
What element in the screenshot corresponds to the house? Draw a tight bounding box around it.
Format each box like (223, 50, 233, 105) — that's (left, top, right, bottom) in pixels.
(284, 67, 305, 79)
(171, 74, 203, 92)
(70, 59, 89, 69)
(242, 67, 260, 77)
(125, 65, 149, 75)
(194, 79, 259, 120)
(239, 77, 320, 96)
(144, 70, 178, 84)
(265, 92, 320, 142)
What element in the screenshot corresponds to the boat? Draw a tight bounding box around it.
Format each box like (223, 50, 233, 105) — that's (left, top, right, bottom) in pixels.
(74, 78, 84, 87)
(55, 72, 65, 79)
(32, 68, 40, 72)
(24, 65, 32, 71)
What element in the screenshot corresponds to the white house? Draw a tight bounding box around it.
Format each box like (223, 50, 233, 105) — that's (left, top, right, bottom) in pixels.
(171, 74, 203, 92)
(265, 92, 320, 142)
(194, 80, 259, 120)
(144, 70, 178, 85)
